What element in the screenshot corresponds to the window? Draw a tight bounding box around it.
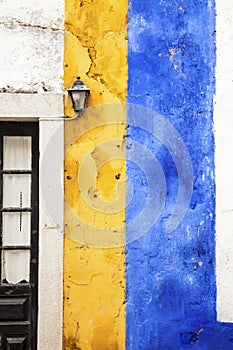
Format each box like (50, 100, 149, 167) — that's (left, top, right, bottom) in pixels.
(0, 122, 39, 349)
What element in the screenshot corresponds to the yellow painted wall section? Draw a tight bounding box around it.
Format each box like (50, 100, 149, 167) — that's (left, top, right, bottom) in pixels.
(63, 0, 127, 349)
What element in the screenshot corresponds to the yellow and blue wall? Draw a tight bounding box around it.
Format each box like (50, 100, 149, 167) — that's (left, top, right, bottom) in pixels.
(0, 0, 233, 348)
(63, 0, 233, 349)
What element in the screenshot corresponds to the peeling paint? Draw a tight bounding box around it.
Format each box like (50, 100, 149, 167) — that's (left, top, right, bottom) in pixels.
(64, 0, 127, 104)
(0, 29, 64, 92)
(0, 0, 64, 29)
(0, 0, 64, 93)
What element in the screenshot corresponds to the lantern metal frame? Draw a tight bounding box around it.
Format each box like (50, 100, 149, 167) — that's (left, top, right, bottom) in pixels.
(67, 76, 90, 117)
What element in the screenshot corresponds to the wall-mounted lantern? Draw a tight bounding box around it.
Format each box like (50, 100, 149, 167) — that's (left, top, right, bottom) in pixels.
(67, 76, 90, 117)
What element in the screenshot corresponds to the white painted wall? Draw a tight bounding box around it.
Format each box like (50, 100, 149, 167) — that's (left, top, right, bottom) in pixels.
(0, 0, 64, 93)
(0, 0, 64, 29)
(0, 0, 64, 348)
(215, 1, 233, 322)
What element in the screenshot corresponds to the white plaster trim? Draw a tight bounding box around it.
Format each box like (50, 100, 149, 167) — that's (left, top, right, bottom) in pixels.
(215, 1, 233, 322)
(38, 120, 64, 350)
(0, 93, 64, 119)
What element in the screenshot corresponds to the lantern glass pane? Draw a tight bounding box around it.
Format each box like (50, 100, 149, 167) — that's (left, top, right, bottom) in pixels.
(72, 91, 86, 111)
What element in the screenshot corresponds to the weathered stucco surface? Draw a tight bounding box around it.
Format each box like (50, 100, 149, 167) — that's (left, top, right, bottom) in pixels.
(126, 1, 233, 349)
(215, 0, 233, 322)
(0, 0, 64, 93)
(63, 0, 127, 349)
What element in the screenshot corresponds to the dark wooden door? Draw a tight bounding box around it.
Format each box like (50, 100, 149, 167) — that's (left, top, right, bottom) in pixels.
(0, 122, 39, 349)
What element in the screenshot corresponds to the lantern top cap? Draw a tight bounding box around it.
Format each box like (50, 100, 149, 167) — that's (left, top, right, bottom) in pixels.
(67, 76, 90, 93)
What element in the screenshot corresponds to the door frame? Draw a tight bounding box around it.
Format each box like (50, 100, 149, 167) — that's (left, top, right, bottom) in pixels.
(0, 92, 64, 350)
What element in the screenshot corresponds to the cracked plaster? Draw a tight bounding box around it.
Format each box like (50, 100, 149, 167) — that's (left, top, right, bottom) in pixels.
(64, 0, 127, 105)
(0, 0, 64, 93)
(63, 0, 127, 349)
(0, 0, 63, 29)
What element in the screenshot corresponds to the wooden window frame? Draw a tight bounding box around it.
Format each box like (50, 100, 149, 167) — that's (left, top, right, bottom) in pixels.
(0, 122, 39, 349)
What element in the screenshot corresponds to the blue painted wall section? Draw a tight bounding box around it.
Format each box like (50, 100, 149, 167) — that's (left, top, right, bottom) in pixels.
(126, 1, 233, 349)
